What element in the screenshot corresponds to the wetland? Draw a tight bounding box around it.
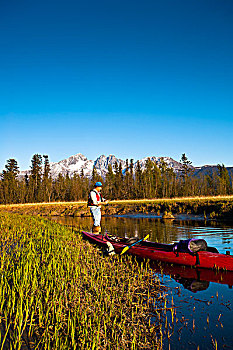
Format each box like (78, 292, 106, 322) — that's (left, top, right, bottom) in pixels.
(0, 202, 233, 349)
(52, 214, 233, 349)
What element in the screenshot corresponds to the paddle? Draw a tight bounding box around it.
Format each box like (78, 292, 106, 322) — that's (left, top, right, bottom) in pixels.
(120, 234, 150, 255)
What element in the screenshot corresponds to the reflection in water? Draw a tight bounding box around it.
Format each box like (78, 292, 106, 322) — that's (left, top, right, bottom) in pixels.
(50, 215, 233, 349)
(175, 278, 210, 293)
(150, 261, 233, 292)
(51, 215, 233, 290)
(51, 215, 233, 254)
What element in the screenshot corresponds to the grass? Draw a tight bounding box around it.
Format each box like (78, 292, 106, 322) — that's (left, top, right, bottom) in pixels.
(112, 195, 233, 204)
(1, 195, 233, 219)
(2, 195, 233, 207)
(0, 212, 164, 349)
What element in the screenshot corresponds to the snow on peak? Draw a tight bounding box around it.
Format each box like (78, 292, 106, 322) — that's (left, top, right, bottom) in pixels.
(18, 153, 185, 179)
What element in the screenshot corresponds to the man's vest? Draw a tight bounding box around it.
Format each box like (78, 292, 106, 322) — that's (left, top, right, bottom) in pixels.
(87, 190, 102, 207)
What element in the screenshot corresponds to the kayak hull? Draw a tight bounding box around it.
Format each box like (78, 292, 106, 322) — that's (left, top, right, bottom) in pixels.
(82, 231, 233, 271)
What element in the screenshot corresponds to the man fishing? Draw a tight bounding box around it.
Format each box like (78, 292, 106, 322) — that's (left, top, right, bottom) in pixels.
(88, 182, 109, 233)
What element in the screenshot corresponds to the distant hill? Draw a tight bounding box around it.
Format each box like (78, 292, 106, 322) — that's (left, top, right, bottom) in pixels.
(193, 165, 233, 178)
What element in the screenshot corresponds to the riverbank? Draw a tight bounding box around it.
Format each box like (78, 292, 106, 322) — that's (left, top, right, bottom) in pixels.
(1, 196, 233, 220)
(0, 212, 164, 349)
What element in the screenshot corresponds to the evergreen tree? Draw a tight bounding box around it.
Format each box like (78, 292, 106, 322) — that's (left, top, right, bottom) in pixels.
(159, 159, 170, 198)
(64, 173, 72, 201)
(180, 153, 193, 177)
(18, 178, 28, 204)
(113, 161, 120, 198)
(22, 173, 29, 203)
(80, 169, 85, 178)
(1, 159, 19, 203)
(164, 166, 176, 198)
(2, 152, 233, 204)
(105, 164, 115, 199)
(42, 155, 53, 202)
(90, 166, 102, 188)
(217, 164, 231, 195)
(25, 173, 29, 187)
(205, 172, 215, 196)
(151, 162, 162, 198)
(118, 162, 124, 199)
(180, 153, 194, 196)
(128, 159, 135, 198)
(144, 158, 153, 198)
(80, 170, 89, 200)
(52, 173, 66, 201)
(0, 178, 4, 203)
(112, 162, 124, 199)
(135, 161, 143, 198)
(4, 158, 19, 176)
(124, 159, 131, 199)
(70, 173, 81, 201)
(43, 155, 50, 178)
(91, 166, 98, 186)
(29, 154, 43, 202)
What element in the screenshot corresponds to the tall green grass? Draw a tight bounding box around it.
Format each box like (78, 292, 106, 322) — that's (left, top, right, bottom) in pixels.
(0, 213, 162, 349)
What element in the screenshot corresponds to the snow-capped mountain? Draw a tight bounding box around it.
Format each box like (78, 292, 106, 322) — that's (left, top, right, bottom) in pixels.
(19, 153, 189, 179)
(135, 156, 184, 173)
(50, 154, 94, 178)
(94, 155, 126, 177)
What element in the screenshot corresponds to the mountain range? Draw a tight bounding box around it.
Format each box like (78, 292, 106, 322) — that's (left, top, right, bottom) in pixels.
(19, 153, 233, 179)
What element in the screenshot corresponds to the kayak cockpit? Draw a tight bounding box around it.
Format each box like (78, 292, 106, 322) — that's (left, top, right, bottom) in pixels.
(106, 234, 219, 254)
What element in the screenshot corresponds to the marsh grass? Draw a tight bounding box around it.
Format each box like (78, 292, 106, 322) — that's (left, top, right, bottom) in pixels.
(0, 213, 163, 349)
(2, 195, 233, 207)
(2, 195, 233, 220)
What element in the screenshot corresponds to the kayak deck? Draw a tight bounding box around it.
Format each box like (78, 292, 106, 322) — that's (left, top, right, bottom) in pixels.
(82, 231, 233, 271)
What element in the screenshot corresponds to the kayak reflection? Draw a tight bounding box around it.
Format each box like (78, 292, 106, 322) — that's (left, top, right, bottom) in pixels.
(173, 277, 209, 293)
(150, 261, 233, 293)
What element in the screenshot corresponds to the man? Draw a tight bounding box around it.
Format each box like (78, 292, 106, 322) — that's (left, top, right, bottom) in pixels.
(88, 182, 109, 233)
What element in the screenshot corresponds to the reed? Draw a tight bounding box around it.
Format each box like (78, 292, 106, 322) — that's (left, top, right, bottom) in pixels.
(0, 212, 164, 349)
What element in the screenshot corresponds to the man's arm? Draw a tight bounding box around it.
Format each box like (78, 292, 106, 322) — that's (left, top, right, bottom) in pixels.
(101, 197, 109, 204)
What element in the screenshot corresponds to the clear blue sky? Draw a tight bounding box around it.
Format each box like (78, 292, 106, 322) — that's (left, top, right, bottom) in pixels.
(1, 0, 233, 171)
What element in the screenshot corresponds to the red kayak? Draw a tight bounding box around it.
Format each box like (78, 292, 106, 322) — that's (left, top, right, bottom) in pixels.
(82, 231, 233, 271)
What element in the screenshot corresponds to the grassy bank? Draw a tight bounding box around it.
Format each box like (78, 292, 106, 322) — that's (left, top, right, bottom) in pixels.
(1, 195, 233, 220)
(0, 212, 164, 349)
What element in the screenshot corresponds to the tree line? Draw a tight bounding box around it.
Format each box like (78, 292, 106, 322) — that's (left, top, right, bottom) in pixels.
(0, 154, 232, 204)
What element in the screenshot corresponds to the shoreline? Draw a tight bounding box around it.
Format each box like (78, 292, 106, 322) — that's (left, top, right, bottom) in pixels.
(1, 196, 233, 221)
(112, 213, 208, 221)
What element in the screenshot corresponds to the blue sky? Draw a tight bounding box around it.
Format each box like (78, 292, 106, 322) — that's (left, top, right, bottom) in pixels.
(1, 0, 233, 170)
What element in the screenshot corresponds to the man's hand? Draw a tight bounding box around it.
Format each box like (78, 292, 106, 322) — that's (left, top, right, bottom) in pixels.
(103, 200, 109, 205)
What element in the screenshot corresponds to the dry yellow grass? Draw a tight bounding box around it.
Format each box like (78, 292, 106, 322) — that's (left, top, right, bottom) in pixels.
(1, 195, 233, 209)
(111, 195, 233, 204)
(0, 195, 233, 208)
(0, 201, 86, 208)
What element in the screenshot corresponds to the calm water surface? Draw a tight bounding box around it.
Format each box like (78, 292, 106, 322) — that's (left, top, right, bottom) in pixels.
(51, 215, 233, 349)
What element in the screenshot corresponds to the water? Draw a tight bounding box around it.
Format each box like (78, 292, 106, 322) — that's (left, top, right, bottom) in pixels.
(51, 215, 233, 349)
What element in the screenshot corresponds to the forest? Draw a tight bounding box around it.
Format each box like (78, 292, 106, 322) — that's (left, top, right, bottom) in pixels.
(0, 154, 232, 204)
